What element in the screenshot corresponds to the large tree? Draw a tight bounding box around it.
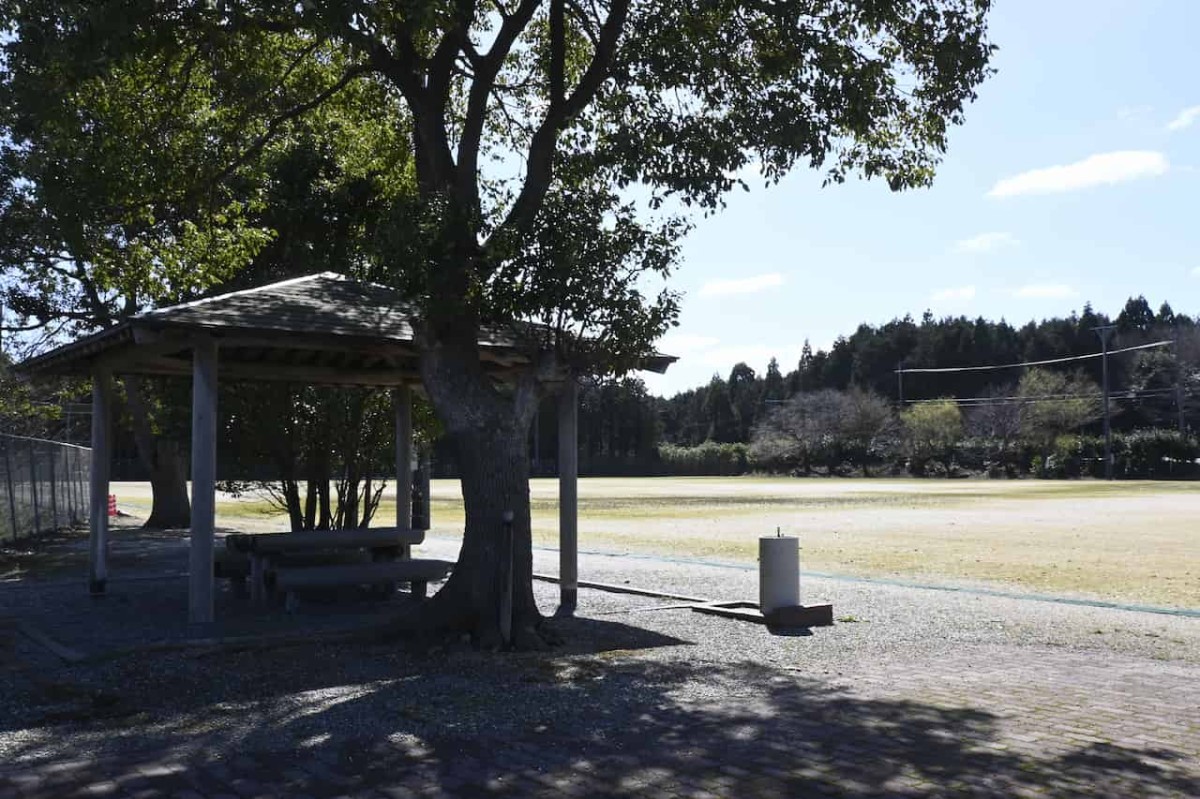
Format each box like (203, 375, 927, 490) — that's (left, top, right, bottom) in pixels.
(0, 28, 271, 525)
(0, 16, 409, 526)
(3, 0, 994, 646)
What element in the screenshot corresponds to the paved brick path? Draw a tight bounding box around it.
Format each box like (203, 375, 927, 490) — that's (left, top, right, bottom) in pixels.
(2, 532, 1198, 799)
(2, 629, 1198, 798)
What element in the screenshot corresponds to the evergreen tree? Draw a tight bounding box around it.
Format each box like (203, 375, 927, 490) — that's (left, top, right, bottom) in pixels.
(763, 357, 786, 403)
(702, 375, 738, 444)
(1117, 296, 1155, 334)
(727, 362, 760, 443)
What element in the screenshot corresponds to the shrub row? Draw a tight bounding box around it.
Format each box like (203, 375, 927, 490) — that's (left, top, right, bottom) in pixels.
(657, 441, 750, 476)
(1041, 429, 1200, 479)
(657, 429, 1200, 479)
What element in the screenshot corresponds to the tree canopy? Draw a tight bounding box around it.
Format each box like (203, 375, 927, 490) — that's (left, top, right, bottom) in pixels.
(0, 0, 997, 645)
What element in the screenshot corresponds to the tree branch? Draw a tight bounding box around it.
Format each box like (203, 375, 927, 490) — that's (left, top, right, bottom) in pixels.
(336, 20, 459, 192)
(427, 1, 475, 105)
(210, 62, 372, 188)
(456, 0, 541, 204)
(490, 0, 629, 248)
(549, 0, 566, 115)
(564, 0, 599, 46)
(561, 0, 628, 118)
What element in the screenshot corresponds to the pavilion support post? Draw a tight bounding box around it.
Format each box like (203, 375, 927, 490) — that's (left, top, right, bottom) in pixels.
(189, 337, 218, 625)
(393, 385, 413, 557)
(557, 378, 579, 615)
(88, 368, 113, 595)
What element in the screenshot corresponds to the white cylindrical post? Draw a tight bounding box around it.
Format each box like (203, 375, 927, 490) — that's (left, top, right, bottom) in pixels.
(759, 535, 800, 613)
(89, 369, 113, 595)
(189, 337, 218, 625)
(558, 379, 579, 614)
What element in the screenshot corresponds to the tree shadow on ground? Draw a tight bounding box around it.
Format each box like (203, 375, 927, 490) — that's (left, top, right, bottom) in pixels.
(1, 614, 1197, 798)
(0, 523, 190, 583)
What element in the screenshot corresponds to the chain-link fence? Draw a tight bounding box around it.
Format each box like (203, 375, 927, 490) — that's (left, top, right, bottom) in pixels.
(0, 434, 92, 543)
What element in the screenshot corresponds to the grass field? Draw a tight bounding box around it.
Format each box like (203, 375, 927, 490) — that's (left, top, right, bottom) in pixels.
(110, 477, 1200, 609)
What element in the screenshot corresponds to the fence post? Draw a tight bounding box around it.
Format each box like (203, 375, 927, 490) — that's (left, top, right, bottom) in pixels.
(74, 447, 83, 523)
(75, 447, 84, 523)
(28, 439, 41, 536)
(80, 448, 91, 527)
(2, 441, 15, 541)
(48, 444, 59, 531)
(64, 447, 74, 523)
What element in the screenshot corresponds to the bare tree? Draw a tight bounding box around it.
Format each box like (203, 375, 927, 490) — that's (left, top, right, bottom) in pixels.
(751, 390, 846, 475)
(841, 388, 897, 476)
(964, 384, 1022, 476)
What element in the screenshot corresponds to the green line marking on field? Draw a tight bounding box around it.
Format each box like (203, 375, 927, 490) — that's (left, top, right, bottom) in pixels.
(467, 537, 1200, 620)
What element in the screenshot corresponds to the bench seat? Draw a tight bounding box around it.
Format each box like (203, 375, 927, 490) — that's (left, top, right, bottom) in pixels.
(214, 549, 370, 579)
(270, 559, 453, 611)
(225, 527, 425, 555)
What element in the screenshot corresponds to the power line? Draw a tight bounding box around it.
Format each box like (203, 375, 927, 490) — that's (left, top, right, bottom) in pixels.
(893, 340, 1172, 375)
(903, 387, 1189, 407)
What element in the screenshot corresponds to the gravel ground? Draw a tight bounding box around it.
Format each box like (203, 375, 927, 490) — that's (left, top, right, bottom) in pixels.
(1, 528, 1198, 797)
(494, 539, 1200, 668)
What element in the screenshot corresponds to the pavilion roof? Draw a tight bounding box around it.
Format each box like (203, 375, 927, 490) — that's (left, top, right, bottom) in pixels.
(16, 273, 675, 387)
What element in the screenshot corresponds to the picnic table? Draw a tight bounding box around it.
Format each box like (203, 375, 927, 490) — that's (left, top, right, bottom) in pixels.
(220, 527, 452, 611)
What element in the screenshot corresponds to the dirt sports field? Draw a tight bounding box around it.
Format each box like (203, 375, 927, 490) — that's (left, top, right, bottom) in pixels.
(112, 477, 1199, 609)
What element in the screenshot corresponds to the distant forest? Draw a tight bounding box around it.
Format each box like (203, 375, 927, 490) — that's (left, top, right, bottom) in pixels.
(526, 295, 1200, 479)
(5, 295, 1197, 482)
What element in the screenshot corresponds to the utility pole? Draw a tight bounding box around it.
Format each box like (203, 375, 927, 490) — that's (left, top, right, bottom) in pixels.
(1093, 325, 1115, 480)
(896, 361, 905, 407)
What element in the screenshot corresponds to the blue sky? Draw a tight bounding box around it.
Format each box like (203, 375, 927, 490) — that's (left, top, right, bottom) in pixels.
(641, 0, 1200, 397)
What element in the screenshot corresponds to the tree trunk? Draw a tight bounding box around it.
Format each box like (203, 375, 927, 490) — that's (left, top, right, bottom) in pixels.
(123, 377, 192, 529)
(145, 439, 191, 528)
(282, 478, 304, 531)
(399, 336, 546, 649)
(317, 478, 331, 529)
(303, 478, 318, 529)
(342, 468, 359, 529)
(417, 420, 541, 648)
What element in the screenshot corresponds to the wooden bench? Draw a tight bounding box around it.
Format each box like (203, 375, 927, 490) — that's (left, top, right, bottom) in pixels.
(214, 549, 251, 597)
(225, 527, 424, 555)
(270, 559, 453, 612)
(216, 548, 374, 575)
(222, 528, 442, 606)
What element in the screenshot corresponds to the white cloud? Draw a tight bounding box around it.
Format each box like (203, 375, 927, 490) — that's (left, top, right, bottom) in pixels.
(1014, 284, 1078, 299)
(930, 286, 977, 302)
(988, 151, 1169, 198)
(658, 334, 720, 354)
(954, 232, 1018, 254)
(699, 272, 785, 297)
(1192, 266, 1200, 277)
(1167, 106, 1200, 132)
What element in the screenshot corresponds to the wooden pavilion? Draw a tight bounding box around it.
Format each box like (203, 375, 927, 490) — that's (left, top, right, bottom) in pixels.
(17, 273, 676, 625)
